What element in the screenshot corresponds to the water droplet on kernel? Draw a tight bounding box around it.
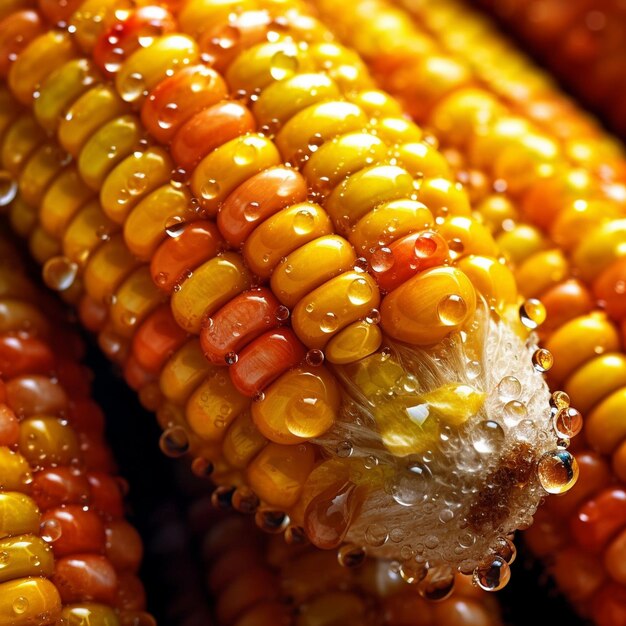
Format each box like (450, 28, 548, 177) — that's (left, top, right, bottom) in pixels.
(224, 351, 238, 365)
(473, 556, 510, 591)
(305, 349, 324, 367)
(336, 440, 353, 458)
(473, 420, 504, 454)
(120, 72, 145, 102)
(550, 390, 570, 412)
(519, 298, 546, 329)
(533, 348, 553, 372)
(243, 201, 261, 222)
(348, 277, 373, 305)
(269, 50, 299, 80)
(158, 102, 179, 130)
(414, 233, 438, 258)
(159, 426, 190, 458)
(320, 312, 339, 333)
(437, 294, 467, 326)
(293, 208, 315, 235)
(200, 179, 220, 201)
(448, 237, 465, 257)
(165, 217, 186, 238)
(537, 449, 579, 494)
(43, 256, 78, 291)
(12, 597, 29, 615)
(370, 247, 394, 272)
(418, 565, 455, 601)
(41, 519, 62, 543)
(400, 561, 427, 584)
(233, 138, 258, 165)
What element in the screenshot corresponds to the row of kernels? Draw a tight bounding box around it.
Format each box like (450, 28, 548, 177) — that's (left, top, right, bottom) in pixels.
(475, 0, 626, 138)
(0, 240, 152, 625)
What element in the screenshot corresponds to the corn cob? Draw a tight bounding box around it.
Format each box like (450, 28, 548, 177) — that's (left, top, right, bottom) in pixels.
(188, 495, 504, 625)
(304, 0, 626, 620)
(0, 232, 154, 626)
(473, 0, 626, 139)
(0, 0, 579, 590)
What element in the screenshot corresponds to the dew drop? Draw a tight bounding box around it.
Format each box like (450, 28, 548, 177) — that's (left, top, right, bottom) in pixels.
(305, 349, 324, 367)
(159, 426, 190, 458)
(41, 519, 62, 543)
(550, 390, 570, 412)
(503, 400, 528, 427)
(519, 298, 546, 330)
(448, 237, 465, 257)
(165, 217, 186, 238)
(12, 597, 29, 615)
(224, 351, 238, 365)
(200, 179, 220, 201)
(537, 449, 579, 494)
(158, 102, 179, 130)
(348, 277, 373, 305)
(336, 440, 353, 458)
(243, 201, 261, 222)
(472, 420, 504, 454)
(365, 523, 388, 547)
(43, 256, 78, 291)
(437, 294, 467, 326)
(391, 461, 431, 507)
(269, 50, 299, 80)
(532, 348, 554, 372)
(120, 72, 145, 102)
(232, 486, 260, 514)
(337, 544, 366, 568)
(293, 207, 315, 235)
(553, 407, 583, 439)
(370, 247, 395, 272)
(191, 456, 214, 478)
(255, 509, 289, 534)
(492, 536, 517, 565)
(320, 312, 339, 333)
(0, 171, 17, 207)
(233, 138, 258, 166)
(497, 376, 521, 400)
(418, 565, 455, 601)
(275, 305, 290, 321)
(400, 561, 427, 584)
(414, 232, 438, 258)
(473, 556, 510, 591)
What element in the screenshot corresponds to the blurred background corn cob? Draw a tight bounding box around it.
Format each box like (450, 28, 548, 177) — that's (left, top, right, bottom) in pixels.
(471, 0, 626, 139)
(0, 0, 579, 594)
(0, 232, 154, 625)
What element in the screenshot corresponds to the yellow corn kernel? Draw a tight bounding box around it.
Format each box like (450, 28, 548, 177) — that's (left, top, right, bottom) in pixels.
(78, 115, 143, 190)
(0, 578, 61, 626)
(243, 203, 333, 279)
(251, 366, 340, 444)
(565, 354, 626, 416)
(455, 255, 517, 313)
(0, 535, 54, 583)
(381, 266, 476, 345)
(83, 234, 140, 304)
(58, 85, 126, 157)
(514, 249, 569, 298)
(222, 411, 268, 470)
(63, 200, 117, 266)
(293, 271, 380, 348)
(1, 115, 45, 176)
(33, 59, 102, 133)
(40, 166, 94, 238)
(325, 320, 383, 364)
(275, 101, 369, 163)
(253, 73, 341, 127)
(586, 388, 626, 455)
(171, 252, 251, 333)
(247, 442, 316, 509)
(18, 144, 68, 209)
(0, 492, 40, 539)
(57, 603, 120, 626)
(8, 31, 76, 105)
(100, 147, 173, 224)
(545, 313, 621, 385)
(271, 235, 356, 308)
(0, 448, 32, 492)
(116, 34, 199, 105)
(186, 368, 250, 441)
(160, 339, 211, 405)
